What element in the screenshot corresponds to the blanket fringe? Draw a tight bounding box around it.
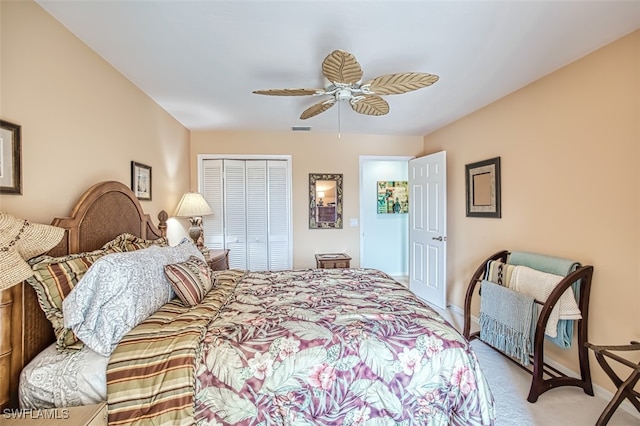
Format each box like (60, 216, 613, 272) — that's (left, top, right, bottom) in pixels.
(479, 313, 532, 366)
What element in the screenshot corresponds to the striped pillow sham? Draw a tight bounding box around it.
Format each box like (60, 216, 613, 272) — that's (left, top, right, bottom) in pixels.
(164, 256, 215, 307)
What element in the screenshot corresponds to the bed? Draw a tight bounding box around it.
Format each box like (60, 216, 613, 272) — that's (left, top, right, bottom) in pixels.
(1, 180, 496, 425)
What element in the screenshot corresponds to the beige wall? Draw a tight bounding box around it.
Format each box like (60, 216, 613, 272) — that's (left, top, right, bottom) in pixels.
(425, 30, 640, 393)
(190, 130, 424, 268)
(0, 1, 190, 237)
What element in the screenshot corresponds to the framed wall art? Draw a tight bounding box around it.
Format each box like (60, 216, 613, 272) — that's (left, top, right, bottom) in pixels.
(377, 180, 408, 214)
(131, 161, 152, 201)
(0, 120, 22, 195)
(465, 156, 501, 218)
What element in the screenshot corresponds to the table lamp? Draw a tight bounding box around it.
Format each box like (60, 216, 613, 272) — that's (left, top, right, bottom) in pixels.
(173, 192, 213, 250)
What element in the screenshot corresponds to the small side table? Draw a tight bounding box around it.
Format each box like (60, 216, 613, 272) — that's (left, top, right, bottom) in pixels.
(315, 253, 351, 269)
(206, 249, 230, 271)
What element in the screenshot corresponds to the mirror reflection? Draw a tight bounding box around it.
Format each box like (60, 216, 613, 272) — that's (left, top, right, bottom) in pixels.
(309, 173, 343, 229)
(315, 180, 336, 222)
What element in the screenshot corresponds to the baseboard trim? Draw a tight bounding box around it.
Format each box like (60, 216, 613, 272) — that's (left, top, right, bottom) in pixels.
(453, 304, 640, 420)
(449, 303, 466, 318)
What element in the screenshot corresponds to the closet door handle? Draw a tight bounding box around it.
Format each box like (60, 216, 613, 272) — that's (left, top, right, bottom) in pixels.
(432, 236, 446, 241)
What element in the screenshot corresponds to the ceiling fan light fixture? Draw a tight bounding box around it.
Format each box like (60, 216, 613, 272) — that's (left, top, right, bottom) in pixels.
(253, 49, 438, 121)
(336, 89, 352, 102)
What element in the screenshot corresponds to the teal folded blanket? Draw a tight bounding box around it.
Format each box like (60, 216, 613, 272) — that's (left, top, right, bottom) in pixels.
(479, 280, 536, 366)
(508, 251, 579, 276)
(509, 251, 581, 348)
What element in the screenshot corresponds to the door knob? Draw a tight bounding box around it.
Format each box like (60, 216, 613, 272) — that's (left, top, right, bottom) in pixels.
(432, 236, 445, 241)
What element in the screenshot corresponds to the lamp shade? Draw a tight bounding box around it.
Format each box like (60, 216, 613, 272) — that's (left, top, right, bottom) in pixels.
(172, 192, 213, 218)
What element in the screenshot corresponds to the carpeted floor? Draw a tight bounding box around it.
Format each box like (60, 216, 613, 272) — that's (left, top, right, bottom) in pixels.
(459, 322, 640, 425)
(471, 338, 639, 425)
(470, 340, 537, 425)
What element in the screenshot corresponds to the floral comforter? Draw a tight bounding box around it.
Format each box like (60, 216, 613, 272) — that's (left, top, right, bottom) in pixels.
(194, 268, 495, 425)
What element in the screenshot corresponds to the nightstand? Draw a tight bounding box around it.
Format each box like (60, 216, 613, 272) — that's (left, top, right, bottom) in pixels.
(206, 249, 230, 271)
(3, 402, 107, 425)
(315, 253, 351, 269)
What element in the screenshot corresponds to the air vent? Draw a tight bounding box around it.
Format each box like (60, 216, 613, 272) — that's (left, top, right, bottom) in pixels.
(291, 126, 312, 132)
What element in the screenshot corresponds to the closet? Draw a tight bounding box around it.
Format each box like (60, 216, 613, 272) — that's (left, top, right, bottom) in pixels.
(200, 158, 292, 271)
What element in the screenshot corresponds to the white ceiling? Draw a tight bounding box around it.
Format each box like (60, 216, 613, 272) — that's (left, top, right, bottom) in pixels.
(36, 1, 639, 137)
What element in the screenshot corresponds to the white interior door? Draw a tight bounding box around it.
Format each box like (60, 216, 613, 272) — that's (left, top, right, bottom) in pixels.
(409, 151, 447, 308)
(202, 159, 224, 250)
(266, 160, 291, 270)
(224, 159, 248, 270)
(245, 160, 269, 271)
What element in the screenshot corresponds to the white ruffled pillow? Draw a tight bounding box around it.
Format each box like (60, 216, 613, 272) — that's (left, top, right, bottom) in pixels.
(62, 240, 204, 356)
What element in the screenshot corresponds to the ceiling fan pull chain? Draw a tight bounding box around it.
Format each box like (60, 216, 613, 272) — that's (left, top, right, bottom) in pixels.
(338, 101, 342, 139)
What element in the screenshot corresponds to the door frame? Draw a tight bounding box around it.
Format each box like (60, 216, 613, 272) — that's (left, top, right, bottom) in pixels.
(359, 155, 414, 276)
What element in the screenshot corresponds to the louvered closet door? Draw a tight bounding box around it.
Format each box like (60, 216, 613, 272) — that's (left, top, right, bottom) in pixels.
(202, 160, 224, 249)
(267, 160, 290, 270)
(201, 157, 292, 271)
(224, 159, 248, 270)
(246, 161, 269, 271)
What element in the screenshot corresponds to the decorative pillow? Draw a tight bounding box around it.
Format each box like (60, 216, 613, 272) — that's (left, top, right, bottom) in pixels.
(62, 240, 204, 356)
(165, 256, 215, 307)
(108, 232, 169, 252)
(26, 246, 123, 352)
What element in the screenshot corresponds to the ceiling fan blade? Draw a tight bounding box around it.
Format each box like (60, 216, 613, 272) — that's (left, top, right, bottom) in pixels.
(322, 50, 363, 85)
(350, 95, 389, 116)
(363, 72, 439, 95)
(253, 88, 322, 96)
(300, 99, 336, 120)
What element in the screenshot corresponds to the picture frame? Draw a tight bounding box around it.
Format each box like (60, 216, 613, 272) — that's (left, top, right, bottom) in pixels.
(131, 161, 152, 201)
(377, 181, 409, 214)
(0, 120, 22, 195)
(465, 157, 501, 218)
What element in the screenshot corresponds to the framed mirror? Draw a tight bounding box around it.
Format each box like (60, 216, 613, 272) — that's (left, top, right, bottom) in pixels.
(309, 173, 343, 229)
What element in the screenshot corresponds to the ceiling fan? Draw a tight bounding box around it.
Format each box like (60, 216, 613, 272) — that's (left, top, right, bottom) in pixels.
(253, 49, 439, 120)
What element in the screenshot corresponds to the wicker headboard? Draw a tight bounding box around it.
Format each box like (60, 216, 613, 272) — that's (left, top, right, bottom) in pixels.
(0, 180, 167, 409)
